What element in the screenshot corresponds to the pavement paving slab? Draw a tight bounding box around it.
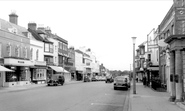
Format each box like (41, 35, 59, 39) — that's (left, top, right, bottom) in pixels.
(129, 82, 185, 111)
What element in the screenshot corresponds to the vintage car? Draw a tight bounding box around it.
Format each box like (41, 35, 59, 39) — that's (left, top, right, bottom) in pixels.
(105, 75, 114, 83)
(47, 74, 65, 86)
(114, 76, 130, 90)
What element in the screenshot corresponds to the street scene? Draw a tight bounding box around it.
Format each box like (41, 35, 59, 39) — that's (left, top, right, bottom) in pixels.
(0, 81, 130, 111)
(1, 0, 185, 111)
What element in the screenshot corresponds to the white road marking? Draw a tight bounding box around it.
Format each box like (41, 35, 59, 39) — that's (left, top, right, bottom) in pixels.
(91, 103, 123, 107)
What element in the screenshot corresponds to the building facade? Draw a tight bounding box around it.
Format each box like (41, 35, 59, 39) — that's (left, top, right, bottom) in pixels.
(0, 13, 34, 87)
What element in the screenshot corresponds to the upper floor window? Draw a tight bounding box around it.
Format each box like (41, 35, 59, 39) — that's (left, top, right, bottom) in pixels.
(44, 43, 53, 53)
(36, 49, 39, 60)
(7, 43, 11, 57)
(30, 48, 33, 60)
(171, 25, 174, 35)
(15, 45, 20, 57)
(23, 47, 27, 58)
(0, 43, 2, 58)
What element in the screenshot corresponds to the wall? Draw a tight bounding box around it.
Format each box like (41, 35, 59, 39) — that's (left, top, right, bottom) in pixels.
(75, 52, 84, 71)
(0, 29, 30, 59)
(30, 39, 44, 61)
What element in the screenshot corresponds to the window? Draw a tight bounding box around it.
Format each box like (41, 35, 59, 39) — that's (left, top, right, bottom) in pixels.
(0, 43, 2, 58)
(15, 45, 19, 57)
(36, 49, 39, 60)
(167, 30, 170, 37)
(171, 25, 174, 35)
(7, 43, 11, 57)
(83, 58, 85, 64)
(50, 44, 53, 53)
(23, 47, 27, 58)
(55, 57, 57, 62)
(44, 43, 49, 52)
(30, 48, 33, 60)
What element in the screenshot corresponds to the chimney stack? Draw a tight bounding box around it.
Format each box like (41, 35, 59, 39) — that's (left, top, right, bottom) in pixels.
(28, 22, 37, 30)
(9, 11, 18, 25)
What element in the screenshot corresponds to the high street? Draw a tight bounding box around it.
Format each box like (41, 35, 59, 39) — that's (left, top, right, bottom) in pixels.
(0, 82, 130, 111)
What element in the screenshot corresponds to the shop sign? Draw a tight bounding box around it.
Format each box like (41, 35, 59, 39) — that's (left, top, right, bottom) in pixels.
(34, 61, 46, 66)
(4, 58, 34, 66)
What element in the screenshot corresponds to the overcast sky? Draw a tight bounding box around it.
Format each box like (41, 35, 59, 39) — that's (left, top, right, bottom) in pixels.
(0, 0, 173, 71)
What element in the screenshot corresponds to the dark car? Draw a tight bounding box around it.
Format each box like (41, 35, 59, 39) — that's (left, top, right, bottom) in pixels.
(84, 76, 91, 82)
(105, 76, 114, 83)
(47, 74, 65, 86)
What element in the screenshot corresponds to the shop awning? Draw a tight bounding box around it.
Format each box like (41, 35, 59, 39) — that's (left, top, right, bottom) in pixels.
(58, 67, 70, 73)
(0, 65, 14, 72)
(49, 66, 63, 72)
(148, 67, 159, 71)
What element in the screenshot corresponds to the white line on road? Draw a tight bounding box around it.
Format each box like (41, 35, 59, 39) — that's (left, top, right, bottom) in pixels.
(91, 103, 123, 107)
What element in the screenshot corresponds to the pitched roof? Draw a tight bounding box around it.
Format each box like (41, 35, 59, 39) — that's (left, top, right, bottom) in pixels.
(45, 31, 68, 44)
(0, 18, 28, 37)
(28, 28, 53, 43)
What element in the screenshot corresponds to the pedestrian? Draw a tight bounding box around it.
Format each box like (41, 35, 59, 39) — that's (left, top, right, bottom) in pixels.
(143, 75, 146, 87)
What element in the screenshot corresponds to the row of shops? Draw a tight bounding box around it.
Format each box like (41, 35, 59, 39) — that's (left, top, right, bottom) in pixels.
(0, 57, 71, 87)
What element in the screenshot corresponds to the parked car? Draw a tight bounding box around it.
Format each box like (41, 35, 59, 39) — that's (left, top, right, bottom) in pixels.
(113, 76, 130, 90)
(105, 75, 114, 83)
(91, 76, 97, 81)
(47, 74, 65, 86)
(84, 76, 91, 82)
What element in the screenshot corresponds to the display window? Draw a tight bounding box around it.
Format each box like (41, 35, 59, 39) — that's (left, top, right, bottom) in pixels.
(33, 69, 46, 80)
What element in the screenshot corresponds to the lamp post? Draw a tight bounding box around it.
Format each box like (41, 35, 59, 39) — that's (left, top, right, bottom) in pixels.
(132, 37, 137, 94)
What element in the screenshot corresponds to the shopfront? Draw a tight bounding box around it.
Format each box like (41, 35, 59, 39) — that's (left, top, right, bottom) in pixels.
(30, 61, 47, 84)
(3, 58, 34, 87)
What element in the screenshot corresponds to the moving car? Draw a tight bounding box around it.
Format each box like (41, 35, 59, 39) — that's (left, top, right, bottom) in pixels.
(84, 75, 91, 82)
(105, 75, 114, 83)
(114, 76, 130, 90)
(47, 74, 65, 86)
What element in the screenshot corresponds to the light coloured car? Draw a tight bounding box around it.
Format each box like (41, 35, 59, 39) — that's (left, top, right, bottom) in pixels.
(114, 76, 130, 90)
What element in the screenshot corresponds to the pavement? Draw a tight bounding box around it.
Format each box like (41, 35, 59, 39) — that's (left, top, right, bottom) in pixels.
(129, 82, 185, 111)
(0, 80, 83, 93)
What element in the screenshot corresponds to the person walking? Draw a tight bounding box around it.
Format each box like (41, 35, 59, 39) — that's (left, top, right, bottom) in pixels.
(143, 75, 147, 87)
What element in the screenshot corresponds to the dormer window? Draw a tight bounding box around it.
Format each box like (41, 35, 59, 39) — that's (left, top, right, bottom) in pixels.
(8, 27, 17, 34)
(28, 32, 32, 38)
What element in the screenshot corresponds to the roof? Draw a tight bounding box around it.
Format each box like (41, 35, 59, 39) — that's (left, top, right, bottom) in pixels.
(75, 49, 84, 54)
(28, 28, 53, 43)
(0, 18, 28, 37)
(45, 31, 68, 44)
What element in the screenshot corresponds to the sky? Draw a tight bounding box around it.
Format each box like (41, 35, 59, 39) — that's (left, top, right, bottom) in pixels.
(0, 0, 173, 71)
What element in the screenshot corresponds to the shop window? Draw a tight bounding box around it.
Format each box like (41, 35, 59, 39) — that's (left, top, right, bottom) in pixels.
(6, 72, 17, 82)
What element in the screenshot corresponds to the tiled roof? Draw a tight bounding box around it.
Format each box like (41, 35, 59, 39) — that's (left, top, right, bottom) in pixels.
(75, 49, 83, 54)
(0, 18, 28, 37)
(45, 31, 68, 44)
(28, 28, 53, 43)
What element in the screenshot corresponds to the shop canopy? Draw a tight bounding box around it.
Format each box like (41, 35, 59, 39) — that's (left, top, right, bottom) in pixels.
(49, 66, 63, 72)
(0, 65, 14, 72)
(58, 67, 70, 73)
(49, 66, 70, 73)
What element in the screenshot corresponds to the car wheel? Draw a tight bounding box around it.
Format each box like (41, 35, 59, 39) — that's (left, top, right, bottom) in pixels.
(114, 87, 117, 90)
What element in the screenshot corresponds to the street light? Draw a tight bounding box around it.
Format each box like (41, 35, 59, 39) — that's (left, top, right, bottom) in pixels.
(131, 36, 137, 94)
